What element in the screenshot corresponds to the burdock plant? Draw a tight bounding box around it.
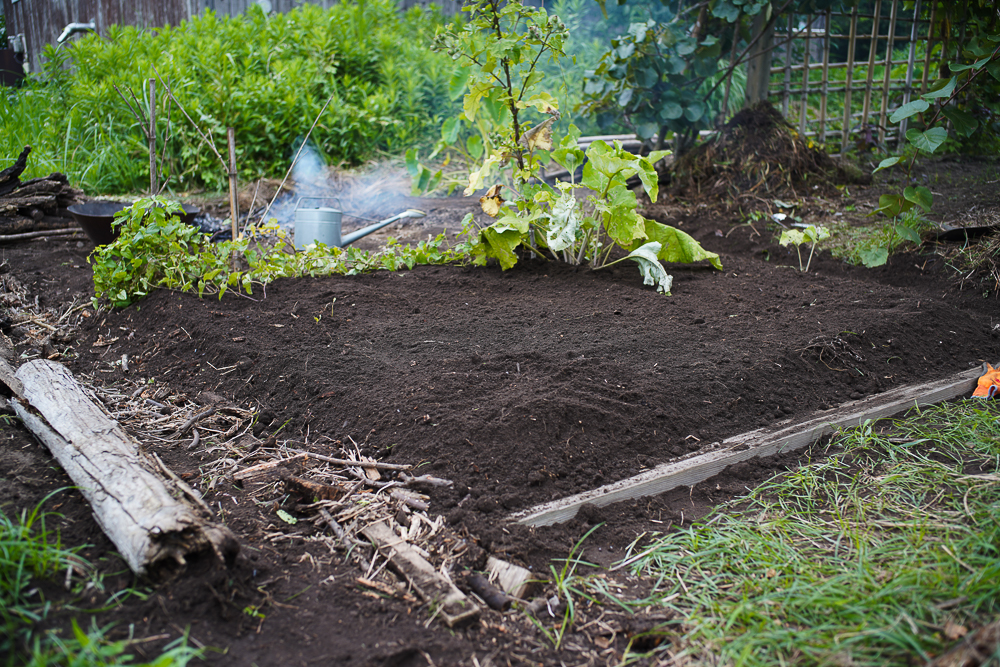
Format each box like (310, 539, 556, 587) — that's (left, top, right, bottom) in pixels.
(433, 0, 721, 293)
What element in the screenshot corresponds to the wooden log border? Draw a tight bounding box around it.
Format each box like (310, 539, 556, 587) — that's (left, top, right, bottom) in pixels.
(510, 367, 983, 527)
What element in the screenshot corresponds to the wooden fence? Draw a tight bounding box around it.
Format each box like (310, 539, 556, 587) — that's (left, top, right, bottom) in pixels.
(760, 0, 970, 153)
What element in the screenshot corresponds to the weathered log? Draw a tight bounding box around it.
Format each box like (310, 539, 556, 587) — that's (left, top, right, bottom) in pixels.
(10, 359, 239, 577)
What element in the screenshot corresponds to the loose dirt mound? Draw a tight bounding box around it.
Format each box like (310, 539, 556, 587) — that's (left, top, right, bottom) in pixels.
(670, 101, 867, 202)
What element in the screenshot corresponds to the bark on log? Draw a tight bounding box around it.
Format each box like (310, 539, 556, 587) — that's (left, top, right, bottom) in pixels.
(10, 359, 239, 577)
(0, 147, 83, 233)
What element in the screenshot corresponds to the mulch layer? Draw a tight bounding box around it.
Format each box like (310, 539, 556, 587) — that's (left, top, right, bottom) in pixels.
(1, 155, 998, 666)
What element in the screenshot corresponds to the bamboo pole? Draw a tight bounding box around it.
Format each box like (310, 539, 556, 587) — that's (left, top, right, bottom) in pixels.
(899, 0, 923, 148)
(819, 9, 831, 143)
(841, 4, 858, 153)
(799, 14, 813, 134)
(878, 0, 899, 146)
(148, 78, 157, 196)
(920, 1, 937, 94)
(227, 127, 238, 245)
(861, 0, 882, 137)
(783, 13, 794, 117)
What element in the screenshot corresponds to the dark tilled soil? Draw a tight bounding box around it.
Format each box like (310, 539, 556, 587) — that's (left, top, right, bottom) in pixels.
(2, 156, 999, 666)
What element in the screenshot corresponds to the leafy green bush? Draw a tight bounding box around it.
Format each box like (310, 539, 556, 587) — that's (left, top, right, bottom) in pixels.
(1, 1, 456, 192)
(90, 197, 461, 307)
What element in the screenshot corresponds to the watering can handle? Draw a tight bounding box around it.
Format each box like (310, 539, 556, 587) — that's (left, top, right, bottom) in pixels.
(295, 196, 343, 211)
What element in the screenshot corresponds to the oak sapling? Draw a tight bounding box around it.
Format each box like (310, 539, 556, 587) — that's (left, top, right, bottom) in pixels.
(779, 225, 830, 273)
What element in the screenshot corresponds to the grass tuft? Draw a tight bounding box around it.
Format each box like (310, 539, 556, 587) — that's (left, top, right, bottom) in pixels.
(618, 400, 1000, 666)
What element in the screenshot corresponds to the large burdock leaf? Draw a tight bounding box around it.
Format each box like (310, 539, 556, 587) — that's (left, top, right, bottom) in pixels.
(625, 242, 673, 294)
(482, 223, 523, 270)
(638, 220, 723, 270)
(546, 190, 580, 252)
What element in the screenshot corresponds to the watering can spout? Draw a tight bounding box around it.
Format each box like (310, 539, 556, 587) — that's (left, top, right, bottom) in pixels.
(339, 209, 426, 247)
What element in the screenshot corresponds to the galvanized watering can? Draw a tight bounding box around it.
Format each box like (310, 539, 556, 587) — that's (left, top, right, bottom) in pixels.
(293, 198, 425, 250)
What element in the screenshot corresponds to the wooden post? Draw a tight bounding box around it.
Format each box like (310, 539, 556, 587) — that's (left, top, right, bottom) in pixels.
(148, 78, 157, 195)
(861, 0, 882, 137)
(799, 14, 813, 135)
(878, 0, 899, 146)
(920, 1, 937, 95)
(819, 10, 831, 144)
(841, 5, 858, 153)
(782, 13, 794, 116)
(227, 127, 238, 243)
(899, 0, 923, 148)
(744, 11, 775, 108)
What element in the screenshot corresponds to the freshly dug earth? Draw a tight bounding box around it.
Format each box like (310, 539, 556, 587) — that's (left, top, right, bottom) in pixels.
(670, 101, 869, 201)
(1, 157, 999, 666)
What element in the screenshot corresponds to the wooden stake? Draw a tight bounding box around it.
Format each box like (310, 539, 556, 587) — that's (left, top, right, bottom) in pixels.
(227, 127, 238, 244)
(149, 78, 157, 195)
(899, 0, 923, 148)
(361, 520, 480, 627)
(841, 5, 858, 153)
(878, 0, 899, 147)
(819, 10, 831, 142)
(861, 0, 882, 135)
(510, 367, 981, 527)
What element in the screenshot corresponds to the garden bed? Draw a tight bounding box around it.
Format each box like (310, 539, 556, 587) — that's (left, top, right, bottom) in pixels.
(1, 156, 999, 665)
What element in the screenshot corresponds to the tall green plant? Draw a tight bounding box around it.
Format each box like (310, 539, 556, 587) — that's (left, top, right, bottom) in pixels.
(434, 0, 721, 292)
(1, 1, 456, 192)
(865, 27, 1000, 267)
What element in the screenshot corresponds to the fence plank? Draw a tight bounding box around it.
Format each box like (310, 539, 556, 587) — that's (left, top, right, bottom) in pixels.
(841, 5, 859, 153)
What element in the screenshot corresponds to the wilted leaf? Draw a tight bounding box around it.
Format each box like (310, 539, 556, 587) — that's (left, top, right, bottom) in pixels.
(546, 191, 580, 252)
(464, 153, 503, 196)
(480, 184, 504, 217)
(521, 116, 557, 152)
(944, 620, 968, 641)
(625, 242, 673, 294)
(779, 229, 806, 247)
(481, 225, 522, 270)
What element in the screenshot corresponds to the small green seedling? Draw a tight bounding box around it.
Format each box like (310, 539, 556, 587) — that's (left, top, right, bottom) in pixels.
(779, 225, 830, 273)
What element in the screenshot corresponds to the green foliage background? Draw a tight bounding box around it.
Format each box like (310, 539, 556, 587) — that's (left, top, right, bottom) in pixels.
(0, 1, 456, 193)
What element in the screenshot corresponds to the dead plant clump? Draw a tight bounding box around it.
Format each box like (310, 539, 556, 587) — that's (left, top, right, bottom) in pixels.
(669, 101, 869, 204)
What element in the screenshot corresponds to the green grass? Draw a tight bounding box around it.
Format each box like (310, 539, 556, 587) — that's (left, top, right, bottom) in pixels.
(1, 493, 202, 666)
(618, 399, 1000, 665)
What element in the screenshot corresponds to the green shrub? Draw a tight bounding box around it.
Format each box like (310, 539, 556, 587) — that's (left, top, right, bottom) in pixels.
(1, 1, 456, 193)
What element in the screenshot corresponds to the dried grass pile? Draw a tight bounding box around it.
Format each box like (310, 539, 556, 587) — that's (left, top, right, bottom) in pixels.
(670, 101, 867, 203)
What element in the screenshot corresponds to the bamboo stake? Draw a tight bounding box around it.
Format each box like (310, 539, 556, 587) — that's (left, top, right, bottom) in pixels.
(227, 127, 238, 245)
(861, 0, 882, 137)
(841, 4, 858, 153)
(820, 10, 831, 142)
(148, 78, 157, 195)
(782, 13, 794, 117)
(920, 1, 937, 95)
(878, 0, 899, 146)
(899, 0, 923, 148)
(799, 14, 812, 135)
